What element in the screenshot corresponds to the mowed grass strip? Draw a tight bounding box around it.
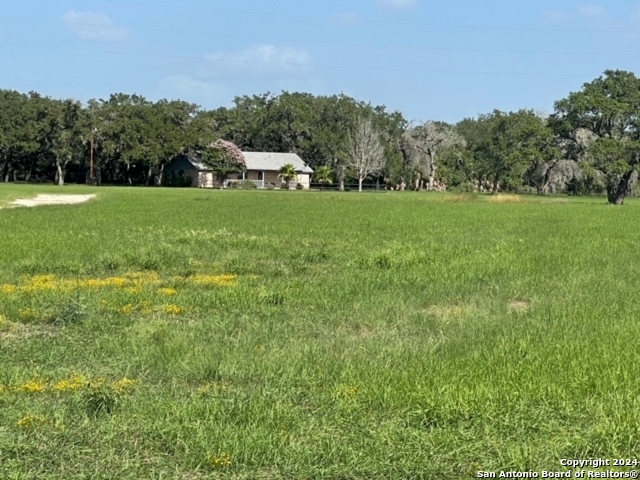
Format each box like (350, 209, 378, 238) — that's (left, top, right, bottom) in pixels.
(0, 187, 638, 479)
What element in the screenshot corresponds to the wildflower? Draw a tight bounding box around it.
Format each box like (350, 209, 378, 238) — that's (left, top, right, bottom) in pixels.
(112, 377, 138, 392)
(162, 304, 183, 315)
(29, 275, 56, 285)
(53, 375, 87, 392)
(17, 414, 46, 429)
(336, 385, 359, 398)
(208, 452, 232, 469)
(16, 381, 47, 394)
(120, 304, 136, 315)
(140, 301, 153, 315)
(0, 284, 17, 294)
(18, 308, 39, 322)
(22, 275, 57, 292)
(128, 272, 161, 286)
(105, 277, 128, 288)
(158, 288, 177, 296)
(192, 274, 238, 287)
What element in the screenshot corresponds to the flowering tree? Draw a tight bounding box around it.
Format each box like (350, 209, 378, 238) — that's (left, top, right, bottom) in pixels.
(202, 139, 246, 182)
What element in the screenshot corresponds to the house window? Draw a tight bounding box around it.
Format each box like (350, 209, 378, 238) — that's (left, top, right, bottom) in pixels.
(258, 172, 264, 181)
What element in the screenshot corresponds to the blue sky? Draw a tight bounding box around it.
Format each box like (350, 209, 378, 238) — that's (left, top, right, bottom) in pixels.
(1, 0, 640, 123)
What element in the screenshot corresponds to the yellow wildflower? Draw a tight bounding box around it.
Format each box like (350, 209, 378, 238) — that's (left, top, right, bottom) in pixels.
(120, 304, 136, 315)
(140, 301, 153, 315)
(23, 275, 57, 292)
(28, 275, 56, 285)
(158, 288, 177, 296)
(18, 308, 39, 322)
(112, 377, 138, 392)
(0, 284, 17, 294)
(16, 380, 47, 394)
(128, 272, 161, 286)
(53, 375, 87, 392)
(336, 385, 359, 398)
(192, 274, 238, 287)
(17, 414, 46, 429)
(162, 304, 182, 315)
(208, 452, 232, 469)
(105, 277, 128, 288)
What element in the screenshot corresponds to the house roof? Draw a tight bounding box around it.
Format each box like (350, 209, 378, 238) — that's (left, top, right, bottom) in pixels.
(242, 152, 314, 174)
(187, 157, 210, 171)
(178, 151, 314, 174)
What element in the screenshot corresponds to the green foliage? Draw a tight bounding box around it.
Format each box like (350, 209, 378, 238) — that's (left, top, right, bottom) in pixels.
(552, 70, 640, 203)
(314, 165, 333, 185)
(278, 163, 297, 184)
(229, 179, 258, 190)
(83, 383, 120, 416)
(459, 110, 557, 192)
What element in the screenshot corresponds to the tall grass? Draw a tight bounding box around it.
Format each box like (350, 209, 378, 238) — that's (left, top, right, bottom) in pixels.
(0, 186, 637, 479)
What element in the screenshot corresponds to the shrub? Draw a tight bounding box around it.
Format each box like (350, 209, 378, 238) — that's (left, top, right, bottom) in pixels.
(230, 180, 258, 190)
(296, 183, 304, 190)
(83, 383, 120, 416)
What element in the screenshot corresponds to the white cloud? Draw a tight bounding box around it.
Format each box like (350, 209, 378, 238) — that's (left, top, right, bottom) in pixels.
(377, 0, 418, 10)
(62, 10, 128, 41)
(333, 12, 364, 26)
(201, 44, 312, 78)
(577, 4, 607, 18)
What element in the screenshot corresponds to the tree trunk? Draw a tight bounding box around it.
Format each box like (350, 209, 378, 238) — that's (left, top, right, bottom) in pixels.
(56, 162, 65, 186)
(332, 159, 345, 192)
(156, 164, 165, 186)
(607, 170, 636, 205)
(428, 150, 437, 191)
(358, 177, 363, 192)
(492, 178, 499, 194)
(127, 163, 132, 185)
(147, 166, 154, 186)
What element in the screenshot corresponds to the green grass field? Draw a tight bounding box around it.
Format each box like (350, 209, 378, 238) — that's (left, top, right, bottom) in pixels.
(0, 185, 639, 479)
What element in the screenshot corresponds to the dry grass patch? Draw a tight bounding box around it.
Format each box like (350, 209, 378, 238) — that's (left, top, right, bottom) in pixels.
(421, 304, 479, 324)
(507, 299, 531, 313)
(485, 194, 523, 204)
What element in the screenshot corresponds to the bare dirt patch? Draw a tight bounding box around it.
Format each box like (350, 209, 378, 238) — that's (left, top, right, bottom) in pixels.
(10, 194, 96, 208)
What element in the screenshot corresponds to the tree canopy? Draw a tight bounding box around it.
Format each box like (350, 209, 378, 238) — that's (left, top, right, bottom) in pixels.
(4, 70, 640, 202)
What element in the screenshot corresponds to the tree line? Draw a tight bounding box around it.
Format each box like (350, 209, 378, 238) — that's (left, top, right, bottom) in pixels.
(1, 69, 639, 204)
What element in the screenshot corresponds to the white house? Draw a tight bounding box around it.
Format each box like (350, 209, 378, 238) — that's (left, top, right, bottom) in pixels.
(164, 152, 314, 189)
